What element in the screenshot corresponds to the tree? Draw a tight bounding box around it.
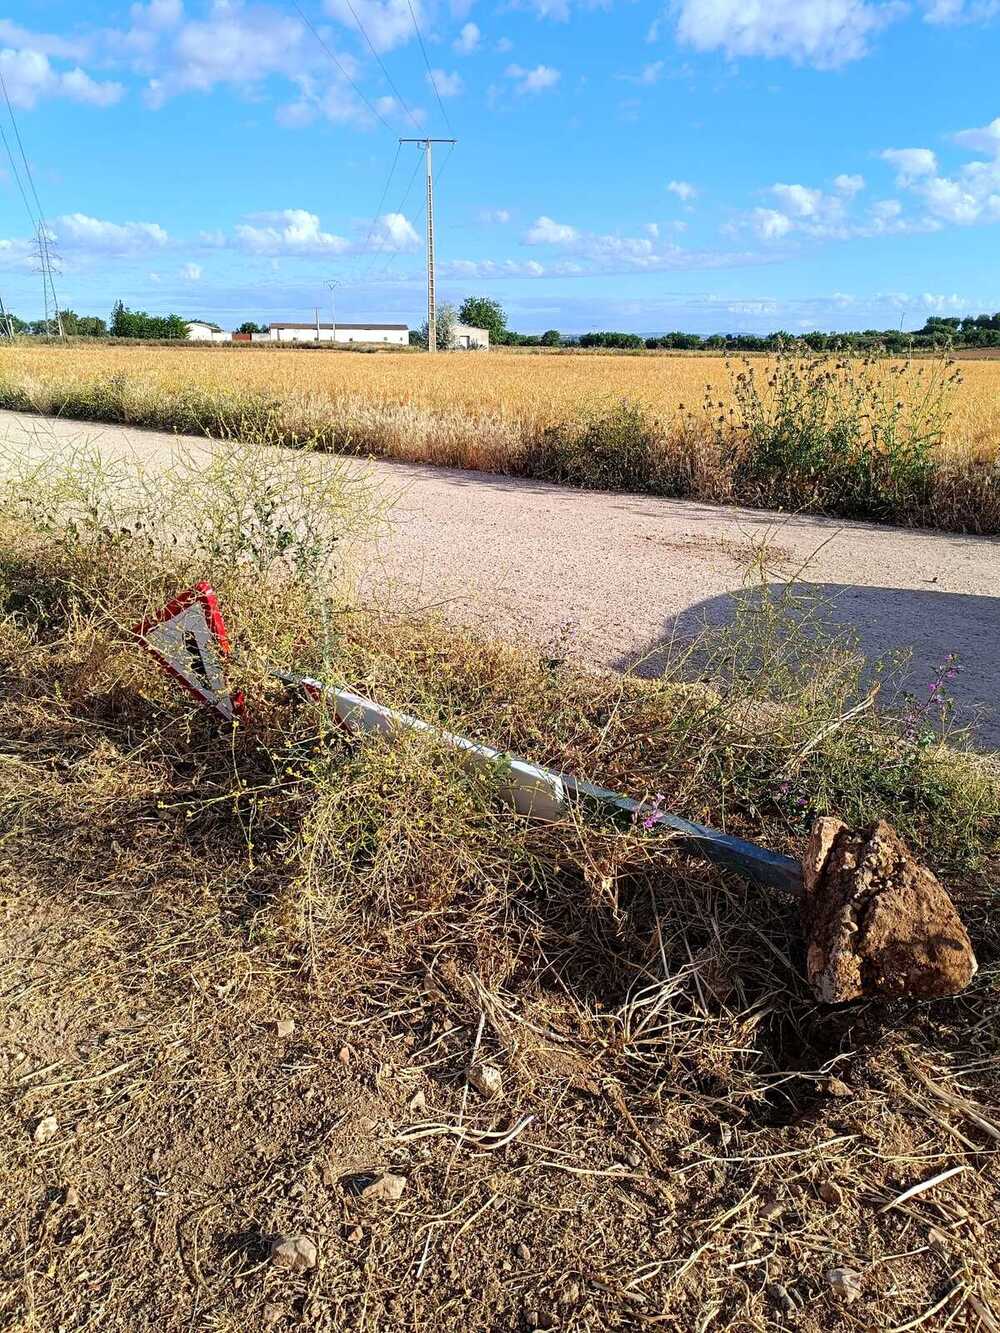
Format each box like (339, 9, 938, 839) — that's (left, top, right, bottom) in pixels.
(421, 302, 457, 350)
(458, 296, 508, 345)
(59, 310, 107, 337)
(539, 329, 561, 346)
(237, 321, 266, 334)
(109, 302, 188, 339)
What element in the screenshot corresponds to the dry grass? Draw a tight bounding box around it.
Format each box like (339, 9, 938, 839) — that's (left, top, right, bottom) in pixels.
(1, 437, 999, 1330)
(1, 343, 998, 533)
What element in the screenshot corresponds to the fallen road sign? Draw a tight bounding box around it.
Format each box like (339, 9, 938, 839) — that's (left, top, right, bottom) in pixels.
(133, 583, 241, 722)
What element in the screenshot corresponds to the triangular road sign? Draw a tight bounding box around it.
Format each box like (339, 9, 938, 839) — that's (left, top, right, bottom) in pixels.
(134, 583, 240, 722)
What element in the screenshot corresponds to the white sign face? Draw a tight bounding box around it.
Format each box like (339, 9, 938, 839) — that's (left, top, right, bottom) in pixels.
(134, 584, 238, 721)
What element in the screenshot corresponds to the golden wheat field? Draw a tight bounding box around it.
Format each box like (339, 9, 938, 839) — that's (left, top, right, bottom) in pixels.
(2, 342, 999, 449)
(1, 342, 998, 531)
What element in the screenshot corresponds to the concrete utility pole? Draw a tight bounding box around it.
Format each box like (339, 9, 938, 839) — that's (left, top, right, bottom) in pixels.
(400, 138, 456, 352)
(327, 280, 338, 343)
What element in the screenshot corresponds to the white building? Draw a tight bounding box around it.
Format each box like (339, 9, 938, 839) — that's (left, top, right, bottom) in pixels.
(185, 320, 231, 343)
(267, 322, 409, 346)
(452, 323, 489, 350)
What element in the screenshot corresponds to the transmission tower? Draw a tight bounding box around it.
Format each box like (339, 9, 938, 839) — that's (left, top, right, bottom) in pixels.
(33, 225, 64, 338)
(400, 138, 456, 352)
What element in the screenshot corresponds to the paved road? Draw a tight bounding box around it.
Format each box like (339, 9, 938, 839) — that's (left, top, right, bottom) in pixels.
(2, 409, 997, 747)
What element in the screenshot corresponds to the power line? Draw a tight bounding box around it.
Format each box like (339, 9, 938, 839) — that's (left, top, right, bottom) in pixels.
(290, 0, 398, 133)
(357, 141, 402, 278)
(369, 148, 426, 279)
(340, 0, 422, 132)
(405, 0, 454, 136)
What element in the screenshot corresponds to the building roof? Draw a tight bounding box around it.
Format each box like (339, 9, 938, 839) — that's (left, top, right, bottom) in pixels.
(185, 319, 224, 332)
(269, 322, 408, 331)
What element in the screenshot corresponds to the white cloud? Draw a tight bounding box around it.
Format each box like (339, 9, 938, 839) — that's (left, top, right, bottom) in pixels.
(771, 183, 824, 217)
(505, 63, 560, 93)
(496, 35, 514, 52)
(953, 116, 1000, 155)
(428, 68, 463, 97)
(55, 213, 169, 253)
(671, 0, 902, 69)
(180, 262, 203, 281)
(479, 207, 512, 223)
(620, 60, 664, 84)
(0, 48, 124, 109)
(751, 207, 795, 240)
(645, 222, 660, 238)
(371, 211, 420, 251)
(235, 209, 351, 255)
(322, 0, 419, 52)
(524, 216, 579, 244)
(667, 179, 698, 203)
(0, 20, 89, 60)
(881, 147, 938, 181)
(834, 172, 865, 195)
(453, 21, 481, 53)
(922, 0, 1000, 20)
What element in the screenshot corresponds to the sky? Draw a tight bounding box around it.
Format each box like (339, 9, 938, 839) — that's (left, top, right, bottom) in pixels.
(0, 0, 999, 334)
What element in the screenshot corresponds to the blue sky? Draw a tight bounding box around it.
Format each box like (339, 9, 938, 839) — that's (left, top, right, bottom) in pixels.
(1, 0, 999, 333)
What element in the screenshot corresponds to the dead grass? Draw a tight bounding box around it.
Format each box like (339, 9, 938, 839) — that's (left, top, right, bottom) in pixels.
(1, 437, 999, 1330)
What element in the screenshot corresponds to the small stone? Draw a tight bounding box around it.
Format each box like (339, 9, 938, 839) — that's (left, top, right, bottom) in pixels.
(269, 1233, 317, 1273)
(515, 1241, 532, 1263)
(826, 1267, 862, 1303)
(337, 1046, 353, 1066)
(770, 1284, 796, 1315)
(822, 1076, 853, 1098)
(758, 1192, 783, 1221)
(819, 1180, 843, 1205)
(275, 1019, 295, 1039)
(409, 1089, 427, 1115)
(347, 1226, 364, 1243)
(360, 1172, 407, 1203)
(561, 1282, 580, 1306)
(468, 1064, 503, 1098)
(622, 1147, 642, 1169)
(64, 1185, 80, 1208)
(33, 1115, 58, 1145)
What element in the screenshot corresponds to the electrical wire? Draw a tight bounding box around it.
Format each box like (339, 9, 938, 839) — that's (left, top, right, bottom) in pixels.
(369, 148, 425, 279)
(290, 0, 398, 133)
(356, 141, 403, 278)
(405, 0, 454, 135)
(340, 0, 423, 131)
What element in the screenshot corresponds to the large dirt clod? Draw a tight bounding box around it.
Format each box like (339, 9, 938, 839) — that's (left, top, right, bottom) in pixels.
(801, 817, 977, 1004)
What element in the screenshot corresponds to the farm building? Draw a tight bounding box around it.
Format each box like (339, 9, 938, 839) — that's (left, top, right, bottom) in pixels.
(266, 323, 409, 346)
(185, 320, 230, 343)
(453, 323, 489, 349)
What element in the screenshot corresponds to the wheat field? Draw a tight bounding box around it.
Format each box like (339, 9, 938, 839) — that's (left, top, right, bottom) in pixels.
(3, 342, 1000, 451)
(0, 342, 998, 530)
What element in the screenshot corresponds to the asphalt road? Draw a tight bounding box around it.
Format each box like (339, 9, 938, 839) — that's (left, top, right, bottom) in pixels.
(2, 409, 997, 747)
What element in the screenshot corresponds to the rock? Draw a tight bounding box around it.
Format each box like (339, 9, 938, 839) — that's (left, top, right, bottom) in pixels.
(468, 1064, 503, 1098)
(337, 1046, 353, 1066)
(822, 1076, 853, 1098)
(515, 1241, 532, 1263)
(818, 1180, 843, 1205)
(801, 818, 977, 1004)
(409, 1089, 427, 1115)
(269, 1234, 317, 1273)
(275, 1019, 295, 1039)
(33, 1115, 58, 1144)
(622, 1147, 642, 1169)
(826, 1267, 862, 1303)
(770, 1284, 796, 1315)
(360, 1172, 407, 1203)
(346, 1225, 364, 1244)
(64, 1185, 80, 1208)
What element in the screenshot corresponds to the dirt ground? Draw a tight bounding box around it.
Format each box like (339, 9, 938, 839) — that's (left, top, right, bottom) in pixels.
(2, 679, 998, 1332)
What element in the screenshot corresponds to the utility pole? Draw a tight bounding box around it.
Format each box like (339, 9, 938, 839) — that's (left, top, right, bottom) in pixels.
(327, 280, 339, 344)
(315, 306, 320, 343)
(400, 138, 456, 352)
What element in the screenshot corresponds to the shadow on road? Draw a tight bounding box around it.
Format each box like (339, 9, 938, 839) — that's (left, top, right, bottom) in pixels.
(614, 581, 1000, 749)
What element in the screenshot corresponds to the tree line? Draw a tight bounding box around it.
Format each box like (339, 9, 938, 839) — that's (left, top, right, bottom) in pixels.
(4, 297, 1000, 351)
